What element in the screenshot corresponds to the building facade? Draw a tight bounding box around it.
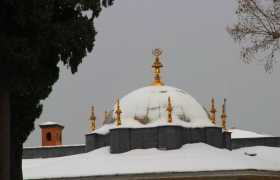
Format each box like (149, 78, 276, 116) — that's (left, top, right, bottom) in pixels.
(23, 49, 280, 180)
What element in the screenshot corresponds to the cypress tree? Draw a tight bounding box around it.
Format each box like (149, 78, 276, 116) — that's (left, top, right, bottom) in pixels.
(0, 0, 114, 179)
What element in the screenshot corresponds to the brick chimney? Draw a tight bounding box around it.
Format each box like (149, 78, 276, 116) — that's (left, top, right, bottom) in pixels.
(39, 122, 64, 146)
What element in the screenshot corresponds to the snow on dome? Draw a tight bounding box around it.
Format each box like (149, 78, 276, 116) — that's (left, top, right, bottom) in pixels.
(109, 85, 212, 128)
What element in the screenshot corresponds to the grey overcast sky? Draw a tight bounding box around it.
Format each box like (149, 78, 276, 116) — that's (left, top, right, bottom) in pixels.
(24, 0, 280, 147)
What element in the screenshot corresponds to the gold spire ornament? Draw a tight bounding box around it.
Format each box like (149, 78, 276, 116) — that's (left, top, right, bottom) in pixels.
(115, 99, 122, 127)
(210, 97, 217, 124)
(152, 48, 164, 86)
(166, 96, 173, 123)
(90, 106, 96, 131)
(103, 110, 108, 124)
(221, 98, 227, 130)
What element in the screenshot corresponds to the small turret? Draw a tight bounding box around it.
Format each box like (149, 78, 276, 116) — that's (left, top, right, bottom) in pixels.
(39, 122, 64, 146)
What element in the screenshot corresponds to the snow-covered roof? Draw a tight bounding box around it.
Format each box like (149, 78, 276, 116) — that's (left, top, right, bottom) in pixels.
(229, 129, 272, 139)
(91, 118, 213, 135)
(109, 85, 212, 128)
(23, 143, 280, 179)
(39, 121, 62, 126)
(39, 121, 64, 128)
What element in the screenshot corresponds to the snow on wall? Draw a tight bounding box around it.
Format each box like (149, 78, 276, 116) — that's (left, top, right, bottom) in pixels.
(91, 118, 214, 135)
(229, 129, 272, 139)
(39, 121, 62, 126)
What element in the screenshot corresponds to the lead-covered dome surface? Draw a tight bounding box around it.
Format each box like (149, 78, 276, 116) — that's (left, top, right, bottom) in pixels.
(111, 85, 213, 127)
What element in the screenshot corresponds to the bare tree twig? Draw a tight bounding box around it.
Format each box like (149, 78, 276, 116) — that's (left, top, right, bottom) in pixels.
(228, 0, 280, 72)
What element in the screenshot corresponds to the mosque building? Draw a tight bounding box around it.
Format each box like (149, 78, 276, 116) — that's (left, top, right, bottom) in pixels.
(22, 49, 280, 180)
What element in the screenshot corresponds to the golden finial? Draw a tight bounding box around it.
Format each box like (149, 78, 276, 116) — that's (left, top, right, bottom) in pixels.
(221, 98, 227, 130)
(152, 48, 164, 86)
(102, 110, 107, 125)
(115, 98, 122, 127)
(90, 106, 96, 131)
(210, 97, 217, 124)
(166, 96, 173, 123)
(104, 110, 108, 121)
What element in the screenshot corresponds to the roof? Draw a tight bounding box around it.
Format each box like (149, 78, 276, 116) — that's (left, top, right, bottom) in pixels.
(229, 129, 272, 139)
(92, 118, 214, 135)
(39, 121, 64, 128)
(23, 143, 280, 179)
(110, 85, 212, 127)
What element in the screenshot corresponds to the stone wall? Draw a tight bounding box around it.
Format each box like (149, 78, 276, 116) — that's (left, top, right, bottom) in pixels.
(23, 145, 85, 159)
(223, 131, 232, 150)
(86, 126, 229, 154)
(130, 127, 158, 149)
(24, 126, 280, 159)
(85, 133, 110, 152)
(110, 128, 131, 153)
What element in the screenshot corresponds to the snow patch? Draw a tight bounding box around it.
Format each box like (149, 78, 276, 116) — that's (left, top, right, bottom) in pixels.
(229, 129, 272, 139)
(91, 118, 213, 135)
(39, 121, 63, 126)
(23, 143, 280, 179)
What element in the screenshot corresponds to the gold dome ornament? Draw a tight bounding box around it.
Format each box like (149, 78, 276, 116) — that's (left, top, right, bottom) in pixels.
(166, 96, 173, 123)
(221, 98, 227, 130)
(210, 97, 217, 125)
(152, 48, 164, 86)
(90, 106, 96, 131)
(115, 98, 122, 127)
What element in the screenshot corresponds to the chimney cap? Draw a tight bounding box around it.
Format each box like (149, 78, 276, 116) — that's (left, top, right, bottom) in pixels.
(39, 121, 64, 129)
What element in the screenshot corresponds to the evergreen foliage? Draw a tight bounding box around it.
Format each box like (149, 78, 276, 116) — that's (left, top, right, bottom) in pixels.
(0, 0, 114, 179)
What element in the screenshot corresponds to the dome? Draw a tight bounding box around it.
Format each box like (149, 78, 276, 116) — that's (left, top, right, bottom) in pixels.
(111, 85, 213, 127)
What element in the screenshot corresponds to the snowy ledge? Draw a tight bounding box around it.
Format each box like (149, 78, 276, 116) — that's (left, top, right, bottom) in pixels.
(23, 144, 85, 149)
(229, 129, 273, 139)
(39, 121, 63, 126)
(88, 119, 273, 140)
(88, 118, 214, 135)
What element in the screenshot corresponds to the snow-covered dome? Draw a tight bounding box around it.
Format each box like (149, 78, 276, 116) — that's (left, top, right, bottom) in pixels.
(100, 49, 213, 129)
(110, 85, 213, 127)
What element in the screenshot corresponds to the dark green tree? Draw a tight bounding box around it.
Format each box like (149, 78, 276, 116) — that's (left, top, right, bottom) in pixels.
(0, 0, 114, 179)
